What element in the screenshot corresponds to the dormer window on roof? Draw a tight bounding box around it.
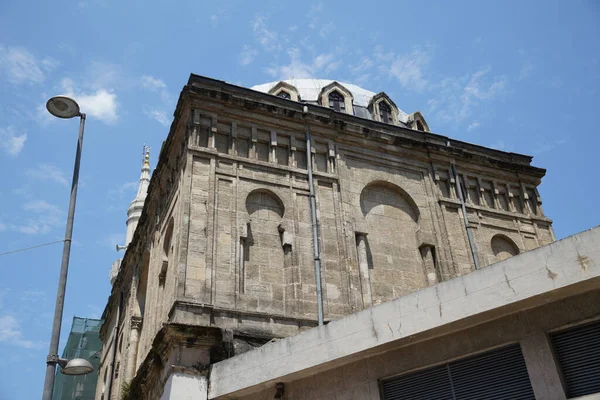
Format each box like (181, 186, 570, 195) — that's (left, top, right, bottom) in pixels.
(379, 101, 391, 124)
(328, 91, 345, 112)
(251, 79, 424, 130)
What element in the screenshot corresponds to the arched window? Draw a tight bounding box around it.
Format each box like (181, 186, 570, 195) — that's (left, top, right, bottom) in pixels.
(277, 91, 291, 99)
(491, 235, 519, 262)
(379, 102, 392, 123)
(328, 91, 345, 112)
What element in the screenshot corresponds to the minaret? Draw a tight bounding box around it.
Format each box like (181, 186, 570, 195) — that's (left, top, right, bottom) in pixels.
(126, 146, 151, 246)
(110, 146, 152, 284)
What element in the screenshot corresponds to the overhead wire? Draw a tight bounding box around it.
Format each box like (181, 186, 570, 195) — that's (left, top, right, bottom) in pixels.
(0, 239, 65, 257)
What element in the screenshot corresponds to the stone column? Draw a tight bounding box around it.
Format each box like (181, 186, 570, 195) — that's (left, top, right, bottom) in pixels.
(520, 331, 567, 400)
(125, 316, 143, 384)
(160, 368, 208, 400)
(355, 233, 372, 308)
(420, 245, 438, 286)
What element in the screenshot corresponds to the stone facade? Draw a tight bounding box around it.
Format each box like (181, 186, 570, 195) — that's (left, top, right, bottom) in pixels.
(95, 75, 554, 400)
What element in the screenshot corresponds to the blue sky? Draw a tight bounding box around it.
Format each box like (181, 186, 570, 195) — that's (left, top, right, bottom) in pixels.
(0, 0, 599, 398)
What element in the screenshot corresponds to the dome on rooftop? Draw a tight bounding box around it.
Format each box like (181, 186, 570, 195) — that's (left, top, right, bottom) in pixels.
(251, 79, 429, 132)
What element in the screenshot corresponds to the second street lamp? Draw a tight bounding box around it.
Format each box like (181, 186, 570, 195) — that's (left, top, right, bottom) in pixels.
(42, 96, 93, 400)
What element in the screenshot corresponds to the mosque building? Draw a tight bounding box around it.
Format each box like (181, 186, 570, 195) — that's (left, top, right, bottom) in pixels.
(95, 75, 600, 400)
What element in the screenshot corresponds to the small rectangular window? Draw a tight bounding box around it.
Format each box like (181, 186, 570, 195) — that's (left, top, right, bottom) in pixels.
(467, 178, 480, 206)
(526, 188, 538, 215)
(215, 132, 229, 154)
(237, 137, 249, 158)
(276, 146, 289, 166)
(256, 141, 269, 162)
(481, 180, 495, 208)
(315, 152, 327, 172)
(510, 186, 523, 213)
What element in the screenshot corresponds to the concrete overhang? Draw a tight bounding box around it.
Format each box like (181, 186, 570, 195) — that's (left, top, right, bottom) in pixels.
(209, 226, 600, 399)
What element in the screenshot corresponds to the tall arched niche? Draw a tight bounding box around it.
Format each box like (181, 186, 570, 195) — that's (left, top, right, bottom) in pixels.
(358, 182, 425, 304)
(242, 189, 285, 306)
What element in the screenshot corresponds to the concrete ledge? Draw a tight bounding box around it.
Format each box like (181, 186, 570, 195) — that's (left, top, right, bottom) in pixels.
(208, 226, 600, 399)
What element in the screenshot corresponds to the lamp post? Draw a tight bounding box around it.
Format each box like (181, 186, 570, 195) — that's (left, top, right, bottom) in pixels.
(42, 96, 92, 400)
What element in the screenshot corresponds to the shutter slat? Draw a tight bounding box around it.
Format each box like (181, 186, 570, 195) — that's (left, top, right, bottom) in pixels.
(450, 344, 534, 400)
(381, 344, 534, 400)
(381, 365, 453, 400)
(551, 320, 600, 398)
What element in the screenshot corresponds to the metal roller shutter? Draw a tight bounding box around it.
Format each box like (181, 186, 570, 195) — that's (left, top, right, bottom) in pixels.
(381, 364, 453, 400)
(450, 344, 534, 400)
(551, 320, 600, 398)
(381, 344, 534, 400)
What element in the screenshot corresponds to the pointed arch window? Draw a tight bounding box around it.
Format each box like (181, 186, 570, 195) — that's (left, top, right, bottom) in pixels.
(379, 101, 392, 123)
(277, 91, 291, 99)
(328, 91, 345, 112)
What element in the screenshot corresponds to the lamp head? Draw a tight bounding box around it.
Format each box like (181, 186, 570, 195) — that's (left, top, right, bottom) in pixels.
(60, 358, 94, 375)
(46, 96, 80, 119)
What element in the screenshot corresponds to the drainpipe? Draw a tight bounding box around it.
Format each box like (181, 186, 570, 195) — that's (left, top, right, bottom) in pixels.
(451, 162, 480, 270)
(105, 292, 122, 399)
(304, 106, 324, 326)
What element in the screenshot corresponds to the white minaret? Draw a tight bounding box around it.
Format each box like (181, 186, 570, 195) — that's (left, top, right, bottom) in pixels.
(125, 147, 151, 245)
(110, 146, 152, 284)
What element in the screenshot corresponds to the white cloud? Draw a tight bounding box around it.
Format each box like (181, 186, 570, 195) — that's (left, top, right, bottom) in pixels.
(519, 61, 535, 80)
(467, 121, 481, 131)
(141, 75, 173, 125)
(118, 181, 138, 194)
(319, 21, 335, 38)
(141, 75, 166, 91)
(144, 108, 171, 126)
(464, 67, 507, 100)
(87, 61, 122, 91)
(239, 45, 258, 66)
(427, 68, 508, 125)
(389, 48, 430, 92)
(307, 1, 324, 30)
(0, 126, 26, 156)
(533, 139, 567, 155)
(253, 15, 280, 52)
(60, 78, 119, 123)
(208, 5, 231, 28)
(16, 200, 62, 234)
(0, 315, 44, 349)
(26, 164, 68, 187)
(98, 232, 125, 250)
(0, 45, 56, 84)
(267, 48, 339, 79)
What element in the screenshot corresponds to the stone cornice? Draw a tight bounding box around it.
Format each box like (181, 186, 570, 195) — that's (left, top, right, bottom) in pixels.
(186, 74, 544, 177)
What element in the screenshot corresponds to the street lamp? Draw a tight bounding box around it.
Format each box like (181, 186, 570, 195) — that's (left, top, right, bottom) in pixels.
(42, 96, 92, 400)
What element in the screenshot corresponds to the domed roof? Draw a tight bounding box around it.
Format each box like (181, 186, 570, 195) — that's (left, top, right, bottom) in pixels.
(250, 78, 432, 132)
(251, 78, 413, 126)
(252, 79, 376, 108)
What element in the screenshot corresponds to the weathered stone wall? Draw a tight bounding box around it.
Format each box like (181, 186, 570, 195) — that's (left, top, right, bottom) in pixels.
(96, 77, 554, 399)
(176, 99, 553, 331)
(173, 93, 554, 336)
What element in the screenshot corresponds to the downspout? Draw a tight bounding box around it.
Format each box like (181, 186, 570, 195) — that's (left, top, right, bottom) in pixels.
(304, 106, 324, 326)
(451, 162, 480, 270)
(105, 291, 122, 399)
